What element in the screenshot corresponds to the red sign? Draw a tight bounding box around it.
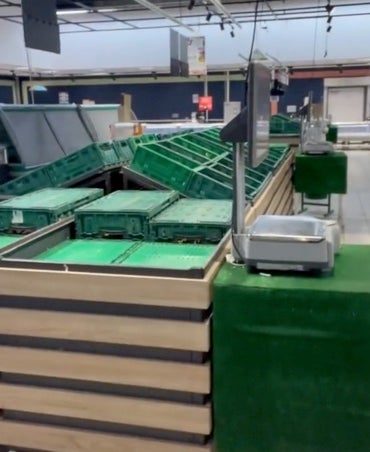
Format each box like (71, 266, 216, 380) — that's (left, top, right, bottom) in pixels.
(198, 96, 213, 112)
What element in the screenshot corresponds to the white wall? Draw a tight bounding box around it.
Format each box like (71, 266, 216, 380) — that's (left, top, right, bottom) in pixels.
(1, 4, 370, 73)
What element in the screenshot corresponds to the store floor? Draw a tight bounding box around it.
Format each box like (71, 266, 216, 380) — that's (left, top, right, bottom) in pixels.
(294, 151, 370, 245)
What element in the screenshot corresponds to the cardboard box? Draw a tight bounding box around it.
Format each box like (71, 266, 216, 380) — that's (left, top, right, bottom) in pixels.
(118, 93, 133, 122)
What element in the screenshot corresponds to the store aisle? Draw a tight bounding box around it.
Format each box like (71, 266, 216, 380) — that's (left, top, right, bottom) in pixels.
(343, 151, 370, 244)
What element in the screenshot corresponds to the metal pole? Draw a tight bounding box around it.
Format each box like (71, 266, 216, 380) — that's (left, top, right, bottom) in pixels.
(225, 70, 230, 102)
(204, 73, 209, 123)
(231, 142, 246, 262)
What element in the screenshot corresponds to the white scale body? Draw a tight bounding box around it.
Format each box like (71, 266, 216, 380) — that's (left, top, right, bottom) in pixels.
(244, 215, 340, 272)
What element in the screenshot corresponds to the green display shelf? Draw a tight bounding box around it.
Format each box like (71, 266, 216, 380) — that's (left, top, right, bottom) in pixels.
(213, 245, 370, 452)
(35, 239, 136, 264)
(295, 152, 348, 197)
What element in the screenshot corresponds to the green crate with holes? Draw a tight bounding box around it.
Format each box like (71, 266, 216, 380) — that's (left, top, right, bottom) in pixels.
(75, 190, 179, 239)
(0, 187, 103, 233)
(150, 198, 232, 243)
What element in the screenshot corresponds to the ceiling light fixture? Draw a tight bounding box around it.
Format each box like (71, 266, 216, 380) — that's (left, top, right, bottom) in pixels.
(56, 9, 88, 15)
(220, 20, 224, 30)
(97, 8, 119, 13)
(230, 30, 235, 38)
(133, 0, 194, 32)
(206, 11, 212, 21)
(327, 15, 332, 24)
(327, 25, 332, 32)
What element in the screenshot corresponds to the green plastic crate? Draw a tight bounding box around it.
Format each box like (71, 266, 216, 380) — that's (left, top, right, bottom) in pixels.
(46, 144, 104, 187)
(150, 199, 232, 242)
(130, 145, 200, 192)
(169, 136, 226, 160)
(117, 241, 217, 270)
(35, 239, 136, 265)
(75, 190, 179, 239)
(112, 140, 134, 164)
(0, 234, 21, 248)
(127, 134, 158, 153)
(270, 114, 301, 135)
(0, 187, 103, 233)
(0, 165, 53, 196)
(185, 169, 233, 199)
(98, 142, 120, 167)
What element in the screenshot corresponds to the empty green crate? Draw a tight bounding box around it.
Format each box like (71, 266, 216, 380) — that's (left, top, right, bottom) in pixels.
(127, 134, 158, 153)
(150, 199, 232, 242)
(0, 234, 21, 248)
(112, 140, 134, 164)
(98, 142, 120, 167)
(130, 145, 200, 192)
(0, 165, 53, 196)
(75, 190, 179, 239)
(270, 114, 301, 135)
(0, 187, 103, 232)
(35, 239, 136, 265)
(47, 144, 104, 186)
(184, 133, 232, 152)
(117, 241, 217, 270)
(185, 169, 233, 199)
(169, 136, 227, 160)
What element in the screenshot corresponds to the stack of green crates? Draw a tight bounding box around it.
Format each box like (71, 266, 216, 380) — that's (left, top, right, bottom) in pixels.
(150, 199, 232, 243)
(0, 187, 103, 233)
(130, 131, 290, 202)
(75, 190, 179, 239)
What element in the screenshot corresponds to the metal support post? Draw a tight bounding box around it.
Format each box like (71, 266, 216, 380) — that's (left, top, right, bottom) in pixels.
(231, 142, 246, 262)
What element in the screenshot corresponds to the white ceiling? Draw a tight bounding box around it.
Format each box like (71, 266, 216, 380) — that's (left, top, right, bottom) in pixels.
(0, 0, 370, 34)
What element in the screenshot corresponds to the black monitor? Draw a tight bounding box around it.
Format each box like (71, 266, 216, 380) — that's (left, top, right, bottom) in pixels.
(247, 62, 271, 167)
(220, 61, 271, 168)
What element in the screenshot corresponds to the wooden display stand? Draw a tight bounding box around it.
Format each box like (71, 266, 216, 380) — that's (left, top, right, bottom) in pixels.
(0, 153, 294, 451)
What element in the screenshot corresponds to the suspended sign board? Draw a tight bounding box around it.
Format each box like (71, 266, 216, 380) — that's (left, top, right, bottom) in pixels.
(188, 36, 206, 76)
(170, 30, 206, 77)
(22, 0, 60, 54)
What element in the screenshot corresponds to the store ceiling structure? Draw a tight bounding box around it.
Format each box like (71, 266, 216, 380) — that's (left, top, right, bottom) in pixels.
(0, 0, 370, 34)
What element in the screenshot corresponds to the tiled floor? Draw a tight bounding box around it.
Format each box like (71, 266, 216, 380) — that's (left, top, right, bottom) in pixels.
(294, 151, 370, 245)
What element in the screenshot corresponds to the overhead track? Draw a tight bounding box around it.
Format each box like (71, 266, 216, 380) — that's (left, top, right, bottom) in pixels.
(134, 0, 195, 32)
(208, 0, 241, 28)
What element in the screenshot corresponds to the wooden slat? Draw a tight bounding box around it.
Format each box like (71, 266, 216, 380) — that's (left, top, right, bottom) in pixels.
(254, 153, 294, 218)
(0, 267, 211, 309)
(0, 421, 211, 452)
(0, 383, 211, 434)
(0, 346, 210, 394)
(0, 308, 210, 352)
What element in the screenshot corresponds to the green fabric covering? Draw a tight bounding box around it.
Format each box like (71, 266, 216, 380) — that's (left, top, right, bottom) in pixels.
(213, 245, 370, 452)
(294, 152, 347, 197)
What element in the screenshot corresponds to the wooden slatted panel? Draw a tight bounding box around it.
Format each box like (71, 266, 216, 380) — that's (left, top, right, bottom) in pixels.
(0, 421, 211, 452)
(0, 383, 211, 434)
(0, 308, 210, 352)
(0, 346, 210, 394)
(0, 268, 211, 309)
